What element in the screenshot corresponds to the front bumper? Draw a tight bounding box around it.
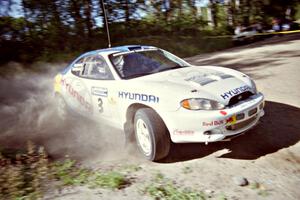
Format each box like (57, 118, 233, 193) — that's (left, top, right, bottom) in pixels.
(163, 93, 265, 143)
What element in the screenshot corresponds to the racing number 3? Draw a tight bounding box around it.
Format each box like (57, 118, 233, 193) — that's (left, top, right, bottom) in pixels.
(98, 98, 103, 113)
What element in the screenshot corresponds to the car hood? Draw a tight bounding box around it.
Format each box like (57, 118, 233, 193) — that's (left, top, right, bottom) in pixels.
(131, 66, 255, 106)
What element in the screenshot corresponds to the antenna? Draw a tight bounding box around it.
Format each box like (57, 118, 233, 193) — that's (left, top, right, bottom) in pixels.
(100, 0, 111, 48)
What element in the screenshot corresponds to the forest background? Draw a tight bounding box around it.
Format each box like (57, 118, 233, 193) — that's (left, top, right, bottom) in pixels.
(1, 0, 300, 64)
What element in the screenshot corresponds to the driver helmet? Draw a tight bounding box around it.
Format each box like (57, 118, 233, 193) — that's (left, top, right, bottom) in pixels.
(112, 55, 124, 74)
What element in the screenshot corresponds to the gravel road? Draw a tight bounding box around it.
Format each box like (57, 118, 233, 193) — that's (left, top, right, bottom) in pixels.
(1, 34, 299, 200)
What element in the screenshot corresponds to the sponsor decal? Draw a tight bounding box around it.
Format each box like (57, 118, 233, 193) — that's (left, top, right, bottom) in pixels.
(118, 91, 159, 103)
(220, 110, 227, 116)
(220, 85, 251, 100)
(97, 98, 103, 113)
(54, 74, 62, 92)
(61, 78, 93, 113)
(91, 87, 108, 97)
(226, 115, 237, 125)
(173, 129, 194, 136)
(202, 120, 224, 126)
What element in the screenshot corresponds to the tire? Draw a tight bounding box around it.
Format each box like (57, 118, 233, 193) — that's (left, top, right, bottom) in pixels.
(134, 108, 170, 161)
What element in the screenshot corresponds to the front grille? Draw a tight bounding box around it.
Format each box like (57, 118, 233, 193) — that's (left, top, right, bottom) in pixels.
(236, 113, 245, 120)
(228, 91, 254, 107)
(248, 107, 258, 116)
(226, 115, 257, 131)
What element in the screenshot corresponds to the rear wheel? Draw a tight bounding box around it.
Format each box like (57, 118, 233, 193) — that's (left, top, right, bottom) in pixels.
(134, 108, 170, 161)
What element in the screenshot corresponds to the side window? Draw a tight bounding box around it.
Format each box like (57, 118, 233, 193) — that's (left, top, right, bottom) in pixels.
(86, 55, 114, 80)
(71, 57, 85, 76)
(82, 56, 94, 77)
(71, 55, 113, 80)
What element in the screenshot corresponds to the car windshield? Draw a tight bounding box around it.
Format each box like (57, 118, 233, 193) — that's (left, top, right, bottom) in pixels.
(109, 49, 189, 79)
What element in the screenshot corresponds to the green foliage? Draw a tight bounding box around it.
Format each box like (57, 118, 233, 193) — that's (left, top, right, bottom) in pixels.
(295, 4, 300, 20)
(0, 0, 299, 64)
(90, 171, 128, 189)
(51, 159, 91, 186)
(0, 143, 234, 200)
(144, 184, 207, 200)
(115, 35, 233, 58)
(52, 159, 127, 189)
(0, 141, 48, 199)
(144, 172, 206, 200)
(153, 172, 165, 182)
(0, 141, 131, 199)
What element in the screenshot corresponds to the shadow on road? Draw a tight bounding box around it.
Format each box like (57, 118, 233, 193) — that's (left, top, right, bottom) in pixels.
(161, 101, 300, 163)
(187, 33, 300, 62)
(185, 33, 300, 80)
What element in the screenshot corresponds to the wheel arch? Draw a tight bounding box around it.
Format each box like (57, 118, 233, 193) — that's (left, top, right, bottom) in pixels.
(123, 103, 169, 140)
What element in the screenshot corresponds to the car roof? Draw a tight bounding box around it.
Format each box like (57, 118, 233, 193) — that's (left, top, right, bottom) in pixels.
(80, 45, 157, 57)
(60, 45, 157, 75)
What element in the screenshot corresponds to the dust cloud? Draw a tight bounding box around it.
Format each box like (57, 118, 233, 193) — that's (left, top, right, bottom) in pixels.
(0, 62, 134, 165)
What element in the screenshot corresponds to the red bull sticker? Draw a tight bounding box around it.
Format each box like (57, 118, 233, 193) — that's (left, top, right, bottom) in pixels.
(226, 115, 237, 125)
(202, 120, 224, 126)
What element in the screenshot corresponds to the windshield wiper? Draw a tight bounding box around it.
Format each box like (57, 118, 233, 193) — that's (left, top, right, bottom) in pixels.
(124, 65, 188, 79)
(158, 65, 186, 72)
(124, 72, 153, 79)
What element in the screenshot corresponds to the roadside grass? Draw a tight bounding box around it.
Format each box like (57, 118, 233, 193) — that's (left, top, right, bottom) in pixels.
(0, 141, 129, 200)
(89, 171, 129, 189)
(142, 172, 207, 200)
(52, 159, 91, 186)
(1, 141, 231, 200)
(144, 183, 207, 200)
(51, 157, 129, 190)
(118, 164, 142, 173)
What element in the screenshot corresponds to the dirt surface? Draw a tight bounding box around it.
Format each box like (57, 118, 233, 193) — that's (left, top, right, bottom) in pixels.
(1, 34, 300, 200)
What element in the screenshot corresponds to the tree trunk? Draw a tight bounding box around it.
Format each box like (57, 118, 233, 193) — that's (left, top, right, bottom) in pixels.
(209, 0, 218, 28)
(70, 0, 84, 38)
(83, 0, 94, 38)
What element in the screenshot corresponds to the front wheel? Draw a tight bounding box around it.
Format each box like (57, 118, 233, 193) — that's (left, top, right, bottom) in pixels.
(134, 108, 170, 161)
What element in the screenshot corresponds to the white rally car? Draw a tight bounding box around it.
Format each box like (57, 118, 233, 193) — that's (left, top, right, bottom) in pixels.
(54, 45, 264, 161)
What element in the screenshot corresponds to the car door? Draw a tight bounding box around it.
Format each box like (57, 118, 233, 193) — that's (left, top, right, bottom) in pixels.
(78, 54, 119, 123)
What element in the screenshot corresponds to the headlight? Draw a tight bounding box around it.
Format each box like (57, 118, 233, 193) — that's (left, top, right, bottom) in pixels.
(181, 98, 225, 110)
(250, 79, 257, 94)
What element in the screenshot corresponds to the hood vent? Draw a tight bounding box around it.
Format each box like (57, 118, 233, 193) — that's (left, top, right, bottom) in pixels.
(185, 72, 234, 86)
